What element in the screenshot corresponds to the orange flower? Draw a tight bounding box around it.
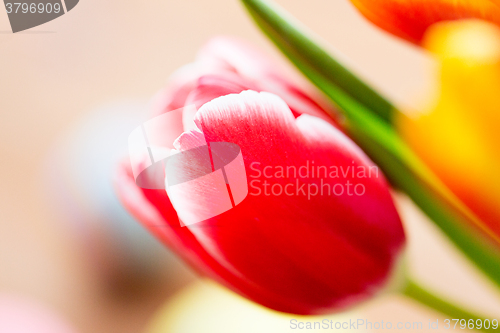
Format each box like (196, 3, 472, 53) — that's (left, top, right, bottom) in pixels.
(350, 0, 500, 44)
(399, 20, 500, 237)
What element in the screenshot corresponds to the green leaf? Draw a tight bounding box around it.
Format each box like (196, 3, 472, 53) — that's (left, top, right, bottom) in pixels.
(241, 0, 500, 287)
(241, 0, 395, 124)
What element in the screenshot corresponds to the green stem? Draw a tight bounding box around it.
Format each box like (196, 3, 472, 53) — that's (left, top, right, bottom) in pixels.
(403, 279, 492, 332)
(240, 0, 395, 124)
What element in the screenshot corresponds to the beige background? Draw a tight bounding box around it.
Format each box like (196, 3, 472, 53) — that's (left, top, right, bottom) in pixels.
(0, 0, 499, 332)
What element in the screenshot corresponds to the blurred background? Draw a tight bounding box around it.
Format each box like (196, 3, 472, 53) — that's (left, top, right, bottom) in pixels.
(1, 0, 499, 332)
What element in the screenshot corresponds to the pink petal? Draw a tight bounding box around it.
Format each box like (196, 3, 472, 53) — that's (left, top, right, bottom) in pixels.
(198, 36, 337, 124)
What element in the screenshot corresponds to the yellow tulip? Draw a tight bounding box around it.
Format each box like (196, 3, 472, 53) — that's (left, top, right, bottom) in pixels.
(399, 19, 500, 237)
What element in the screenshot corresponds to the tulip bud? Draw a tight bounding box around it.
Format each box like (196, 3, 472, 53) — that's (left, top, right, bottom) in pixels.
(116, 88, 405, 314)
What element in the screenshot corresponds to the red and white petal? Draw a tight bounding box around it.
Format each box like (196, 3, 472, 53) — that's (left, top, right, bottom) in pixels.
(168, 90, 404, 314)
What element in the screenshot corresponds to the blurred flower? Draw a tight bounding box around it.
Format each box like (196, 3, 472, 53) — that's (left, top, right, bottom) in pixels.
(116, 86, 405, 314)
(0, 295, 77, 333)
(146, 281, 362, 333)
(349, 0, 500, 44)
(399, 20, 500, 237)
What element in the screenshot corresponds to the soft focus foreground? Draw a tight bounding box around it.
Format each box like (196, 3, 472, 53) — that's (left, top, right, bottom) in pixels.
(1, 0, 500, 332)
(145, 281, 361, 333)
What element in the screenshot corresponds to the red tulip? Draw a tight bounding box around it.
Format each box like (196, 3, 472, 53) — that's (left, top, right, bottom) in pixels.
(349, 0, 500, 44)
(115, 38, 405, 315)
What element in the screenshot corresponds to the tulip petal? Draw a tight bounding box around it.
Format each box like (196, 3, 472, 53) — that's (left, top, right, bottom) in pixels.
(349, 0, 500, 44)
(169, 90, 404, 313)
(197, 36, 338, 124)
(403, 20, 500, 238)
(150, 64, 204, 116)
(198, 36, 278, 81)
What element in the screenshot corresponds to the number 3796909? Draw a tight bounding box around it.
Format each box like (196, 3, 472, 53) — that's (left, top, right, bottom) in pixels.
(5, 2, 62, 14)
(444, 319, 498, 330)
